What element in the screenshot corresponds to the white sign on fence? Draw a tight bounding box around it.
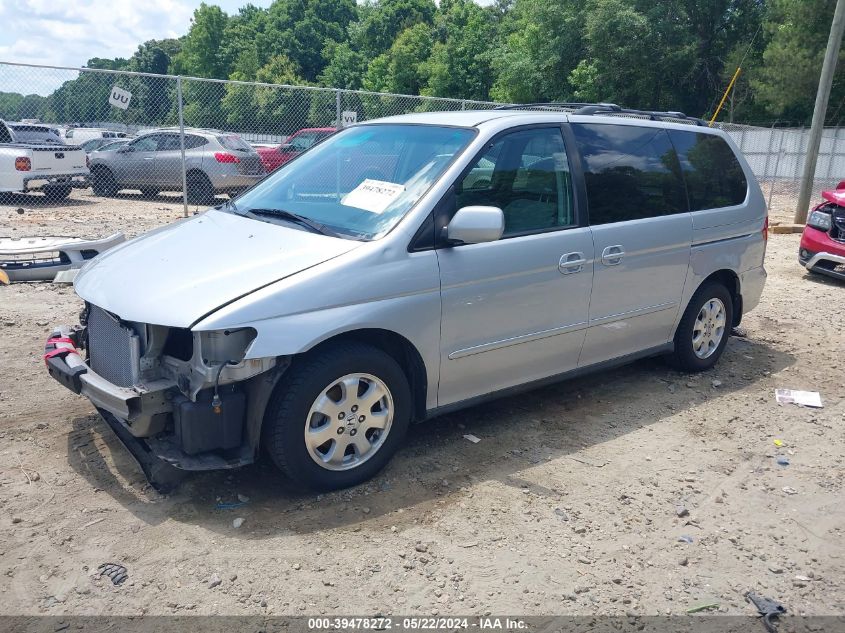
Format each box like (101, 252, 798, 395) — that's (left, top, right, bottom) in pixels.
(108, 86, 132, 110)
(341, 110, 357, 127)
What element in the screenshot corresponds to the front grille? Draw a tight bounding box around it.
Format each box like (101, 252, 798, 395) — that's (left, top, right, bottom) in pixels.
(238, 156, 265, 175)
(87, 305, 140, 387)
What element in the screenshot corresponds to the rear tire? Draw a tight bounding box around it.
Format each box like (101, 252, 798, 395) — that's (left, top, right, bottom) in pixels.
(91, 168, 118, 197)
(43, 185, 71, 201)
(263, 342, 411, 491)
(186, 171, 214, 205)
(670, 282, 734, 372)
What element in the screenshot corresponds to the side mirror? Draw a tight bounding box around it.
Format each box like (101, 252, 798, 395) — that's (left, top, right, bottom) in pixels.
(279, 143, 294, 151)
(446, 206, 504, 245)
(117, 146, 133, 154)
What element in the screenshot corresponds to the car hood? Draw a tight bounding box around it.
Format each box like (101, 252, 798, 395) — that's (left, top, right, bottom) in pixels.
(74, 210, 360, 327)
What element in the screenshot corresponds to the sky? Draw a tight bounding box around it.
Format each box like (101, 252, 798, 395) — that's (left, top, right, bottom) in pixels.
(0, 0, 274, 95)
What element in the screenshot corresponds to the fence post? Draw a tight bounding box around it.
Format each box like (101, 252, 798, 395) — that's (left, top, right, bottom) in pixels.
(336, 89, 342, 128)
(176, 76, 189, 218)
(762, 121, 778, 182)
(461, 100, 467, 111)
(767, 127, 787, 212)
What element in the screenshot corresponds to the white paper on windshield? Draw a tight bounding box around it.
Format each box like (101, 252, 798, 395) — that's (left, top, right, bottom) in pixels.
(341, 179, 405, 214)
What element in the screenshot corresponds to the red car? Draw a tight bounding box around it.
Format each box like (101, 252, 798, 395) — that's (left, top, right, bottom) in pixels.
(799, 180, 845, 281)
(256, 127, 336, 172)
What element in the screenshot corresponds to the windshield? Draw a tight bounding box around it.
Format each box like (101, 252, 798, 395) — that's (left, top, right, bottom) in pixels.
(231, 124, 475, 239)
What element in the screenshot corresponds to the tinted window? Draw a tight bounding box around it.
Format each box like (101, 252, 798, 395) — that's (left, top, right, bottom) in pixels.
(668, 131, 747, 210)
(572, 123, 686, 225)
(156, 134, 183, 151)
(456, 127, 575, 236)
(9, 125, 61, 144)
(183, 135, 208, 149)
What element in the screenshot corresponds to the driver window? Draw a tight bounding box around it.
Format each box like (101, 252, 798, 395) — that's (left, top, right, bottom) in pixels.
(131, 135, 159, 152)
(456, 127, 575, 236)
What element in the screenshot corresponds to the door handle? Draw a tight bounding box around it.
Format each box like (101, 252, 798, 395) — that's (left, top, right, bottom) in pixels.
(601, 245, 625, 266)
(559, 252, 586, 274)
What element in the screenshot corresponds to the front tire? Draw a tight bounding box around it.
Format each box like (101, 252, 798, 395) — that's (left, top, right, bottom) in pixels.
(263, 342, 411, 491)
(670, 282, 733, 372)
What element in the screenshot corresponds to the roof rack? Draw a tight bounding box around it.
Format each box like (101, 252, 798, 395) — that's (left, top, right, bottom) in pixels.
(493, 102, 705, 126)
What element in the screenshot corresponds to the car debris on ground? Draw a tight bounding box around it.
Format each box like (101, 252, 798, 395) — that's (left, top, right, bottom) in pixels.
(0, 232, 124, 282)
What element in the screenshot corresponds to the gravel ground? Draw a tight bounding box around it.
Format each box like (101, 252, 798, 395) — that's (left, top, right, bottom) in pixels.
(0, 189, 843, 617)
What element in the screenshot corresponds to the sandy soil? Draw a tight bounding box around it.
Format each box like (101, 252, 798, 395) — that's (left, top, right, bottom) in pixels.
(0, 189, 842, 617)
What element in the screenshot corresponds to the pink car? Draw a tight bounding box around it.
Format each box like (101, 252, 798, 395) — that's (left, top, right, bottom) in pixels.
(256, 127, 336, 172)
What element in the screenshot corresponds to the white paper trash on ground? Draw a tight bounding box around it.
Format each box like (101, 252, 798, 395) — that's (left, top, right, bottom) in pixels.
(775, 389, 823, 408)
(463, 434, 481, 444)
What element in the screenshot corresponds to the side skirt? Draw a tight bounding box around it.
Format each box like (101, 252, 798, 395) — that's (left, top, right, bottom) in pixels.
(423, 342, 674, 421)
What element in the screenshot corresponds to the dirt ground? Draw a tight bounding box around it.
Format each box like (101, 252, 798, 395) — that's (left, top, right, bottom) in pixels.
(0, 188, 843, 617)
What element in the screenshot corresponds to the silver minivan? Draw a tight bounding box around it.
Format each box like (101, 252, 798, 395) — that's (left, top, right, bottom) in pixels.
(45, 106, 767, 491)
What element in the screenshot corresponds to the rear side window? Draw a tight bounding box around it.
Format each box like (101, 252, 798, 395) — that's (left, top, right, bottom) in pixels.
(218, 134, 251, 151)
(0, 123, 12, 144)
(571, 123, 686, 225)
(668, 131, 748, 210)
(183, 135, 208, 149)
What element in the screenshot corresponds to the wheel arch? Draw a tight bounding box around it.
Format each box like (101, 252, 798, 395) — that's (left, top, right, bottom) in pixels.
(683, 269, 742, 330)
(305, 328, 428, 423)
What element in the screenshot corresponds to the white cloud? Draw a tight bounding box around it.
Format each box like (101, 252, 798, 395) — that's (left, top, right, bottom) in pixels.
(0, 0, 271, 95)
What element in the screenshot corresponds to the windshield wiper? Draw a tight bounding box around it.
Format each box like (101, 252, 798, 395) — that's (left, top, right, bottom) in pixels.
(240, 207, 341, 238)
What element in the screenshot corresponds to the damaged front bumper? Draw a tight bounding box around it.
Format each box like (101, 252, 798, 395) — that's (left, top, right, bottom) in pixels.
(44, 324, 279, 490)
(0, 233, 124, 283)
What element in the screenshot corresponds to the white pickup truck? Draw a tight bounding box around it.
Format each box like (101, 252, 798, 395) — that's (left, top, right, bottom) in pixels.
(0, 119, 89, 200)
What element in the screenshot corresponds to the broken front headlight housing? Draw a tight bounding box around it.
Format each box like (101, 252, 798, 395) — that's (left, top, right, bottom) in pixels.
(807, 209, 832, 232)
(197, 328, 257, 365)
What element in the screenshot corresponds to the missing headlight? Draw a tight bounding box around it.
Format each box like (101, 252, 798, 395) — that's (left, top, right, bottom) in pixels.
(199, 328, 257, 365)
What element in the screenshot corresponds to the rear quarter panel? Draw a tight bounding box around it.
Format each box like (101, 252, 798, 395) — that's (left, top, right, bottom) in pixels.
(675, 130, 767, 328)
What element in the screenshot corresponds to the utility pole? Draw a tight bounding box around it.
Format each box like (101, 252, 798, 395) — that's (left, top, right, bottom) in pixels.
(795, 0, 845, 223)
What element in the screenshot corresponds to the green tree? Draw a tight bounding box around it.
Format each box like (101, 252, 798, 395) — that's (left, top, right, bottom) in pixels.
(319, 41, 369, 90)
(222, 55, 313, 135)
(422, 0, 496, 100)
(490, 0, 587, 103)
(257, 0, 357, 82)
(752, 0, 845, 123)
(363, 22, 433, 94)
(173, 3, 229, 79)
(357, 0, 436, 58)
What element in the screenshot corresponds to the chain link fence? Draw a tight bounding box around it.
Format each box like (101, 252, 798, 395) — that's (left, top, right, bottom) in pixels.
(0, 60, 842, 226)
(0, 62, 497, 216)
